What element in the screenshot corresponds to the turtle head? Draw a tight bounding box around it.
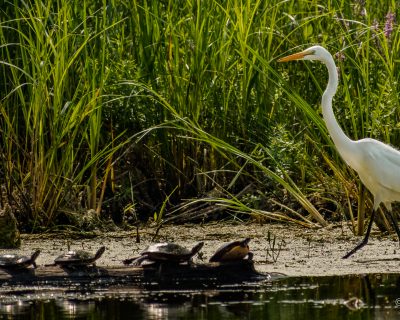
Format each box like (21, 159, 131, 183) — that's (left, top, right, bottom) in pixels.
(95, 246, 106, 259)
(241, 238, 251, 247)
(31, 250, 41, 261)
(191, 242, 204, 254)
(30, 250, 41, 268)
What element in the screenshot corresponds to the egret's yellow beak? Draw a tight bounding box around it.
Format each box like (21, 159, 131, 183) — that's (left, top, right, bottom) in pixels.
(278, 50, 311, 62)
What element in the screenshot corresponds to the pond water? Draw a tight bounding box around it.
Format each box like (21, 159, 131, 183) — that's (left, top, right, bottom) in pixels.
(0, 273, 399, 319)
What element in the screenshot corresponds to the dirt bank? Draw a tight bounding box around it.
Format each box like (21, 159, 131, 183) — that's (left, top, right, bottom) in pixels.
(1, 222, 399, 277)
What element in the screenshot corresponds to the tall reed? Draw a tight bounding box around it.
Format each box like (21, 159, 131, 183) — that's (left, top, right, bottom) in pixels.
(0, 0, 399, 232)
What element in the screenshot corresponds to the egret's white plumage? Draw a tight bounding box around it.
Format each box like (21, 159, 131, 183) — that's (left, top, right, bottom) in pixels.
(278, 45, 400, 258)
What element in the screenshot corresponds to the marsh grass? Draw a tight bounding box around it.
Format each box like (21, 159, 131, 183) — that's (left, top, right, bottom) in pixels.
(0, 1, 127, 229)
(1, 0, 400, 233)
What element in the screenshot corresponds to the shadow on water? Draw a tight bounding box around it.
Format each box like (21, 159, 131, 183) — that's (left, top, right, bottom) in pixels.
(0, 273, 399, 319)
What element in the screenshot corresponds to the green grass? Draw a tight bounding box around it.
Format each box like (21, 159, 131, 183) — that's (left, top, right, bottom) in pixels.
(1, 0, 399, 234)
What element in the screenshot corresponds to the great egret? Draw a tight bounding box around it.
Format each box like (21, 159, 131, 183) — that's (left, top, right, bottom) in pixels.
(278, 45, 400, 258)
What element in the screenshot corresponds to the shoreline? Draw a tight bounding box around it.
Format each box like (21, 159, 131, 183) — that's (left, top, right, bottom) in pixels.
(2, 222, 399, 277)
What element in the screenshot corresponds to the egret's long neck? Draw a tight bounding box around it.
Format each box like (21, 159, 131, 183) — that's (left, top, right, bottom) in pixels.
(321, 56, 355, 165)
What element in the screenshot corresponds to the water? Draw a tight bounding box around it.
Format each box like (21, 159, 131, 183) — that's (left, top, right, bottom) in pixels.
(0, 274, 399, 319)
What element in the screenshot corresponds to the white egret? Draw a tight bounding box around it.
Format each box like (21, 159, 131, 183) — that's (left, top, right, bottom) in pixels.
(278, 45, 400, 258)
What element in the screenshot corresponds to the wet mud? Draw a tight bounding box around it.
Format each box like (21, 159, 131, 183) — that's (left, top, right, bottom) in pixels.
(1, 222, 399, 277)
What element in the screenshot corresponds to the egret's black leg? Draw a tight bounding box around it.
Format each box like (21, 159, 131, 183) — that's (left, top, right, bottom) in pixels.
(386, 211, 400, 242)
(342, 210, 375, 259)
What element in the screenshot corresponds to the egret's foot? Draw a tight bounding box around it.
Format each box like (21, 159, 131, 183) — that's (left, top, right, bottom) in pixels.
(342, 239, 369, 259)
(343, 210, 376, 259)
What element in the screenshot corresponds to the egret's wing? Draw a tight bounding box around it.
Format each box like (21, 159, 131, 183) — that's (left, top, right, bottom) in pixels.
(359, 139, 400, 191)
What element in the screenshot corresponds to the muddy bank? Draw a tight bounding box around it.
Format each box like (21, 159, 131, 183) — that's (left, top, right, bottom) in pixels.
(1, 222, 399, 277)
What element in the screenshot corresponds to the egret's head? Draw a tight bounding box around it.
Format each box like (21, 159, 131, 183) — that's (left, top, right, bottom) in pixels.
(278, 45, 331, 63)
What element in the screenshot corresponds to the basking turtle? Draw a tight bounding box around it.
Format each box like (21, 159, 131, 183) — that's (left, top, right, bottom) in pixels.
(209, 238, 252, 262)
(0, 250, 40, 269)
(49, 246, 105, 268)
(123, 242, 204, 266)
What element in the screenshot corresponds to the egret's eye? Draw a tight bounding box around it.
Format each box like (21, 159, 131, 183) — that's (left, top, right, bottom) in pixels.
(305, 49, 315, 56)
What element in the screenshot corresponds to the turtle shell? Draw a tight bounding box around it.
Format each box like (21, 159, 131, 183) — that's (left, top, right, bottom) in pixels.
(141, 242, 204, 262)
(209, 238, 251, 262)
(0, 250, 40, 269)
(54, 246, 105, 266)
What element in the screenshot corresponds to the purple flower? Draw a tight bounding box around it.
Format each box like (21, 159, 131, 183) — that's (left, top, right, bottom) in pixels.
(384, 11, 395, 39)
(334, 51, 346, 62)
(371, 18, 381, 50)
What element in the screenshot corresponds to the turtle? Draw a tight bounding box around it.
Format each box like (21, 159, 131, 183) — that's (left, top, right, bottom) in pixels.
(123, 242, 204, 266)
(49, 246, 105, 268)
(209, 238, 253, 262)
(0, 250, 40, 269)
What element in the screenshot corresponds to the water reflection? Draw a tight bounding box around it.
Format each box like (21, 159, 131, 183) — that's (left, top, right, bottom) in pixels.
(0, 274, 399, 319)
(56, 300, 96, 318)
(0, 300, 30, 316)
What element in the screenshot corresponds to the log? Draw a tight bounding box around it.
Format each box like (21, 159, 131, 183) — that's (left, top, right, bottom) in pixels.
(0, 260, 277, 289)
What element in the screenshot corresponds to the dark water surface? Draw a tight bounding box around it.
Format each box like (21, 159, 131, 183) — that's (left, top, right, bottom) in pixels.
(0, 273, 399, 319)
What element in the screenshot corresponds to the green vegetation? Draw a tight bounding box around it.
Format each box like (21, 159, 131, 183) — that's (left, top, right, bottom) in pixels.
(1, 0, 399, 233)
